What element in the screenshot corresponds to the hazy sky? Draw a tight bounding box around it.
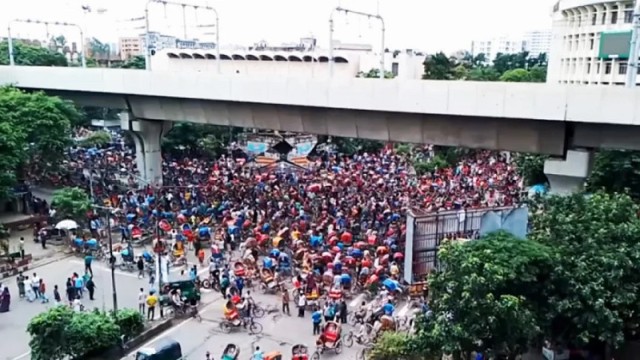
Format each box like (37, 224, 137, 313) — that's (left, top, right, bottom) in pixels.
(1, 0, 556, 53)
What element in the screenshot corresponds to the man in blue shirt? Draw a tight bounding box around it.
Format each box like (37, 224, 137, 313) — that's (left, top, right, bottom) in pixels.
(382, 300, 395, 316)
(311, 306, 322, 335)
(84, 253, 93, 275)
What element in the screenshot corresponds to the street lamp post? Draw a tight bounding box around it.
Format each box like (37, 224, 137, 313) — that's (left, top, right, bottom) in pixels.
(93, 204, 118, 312)
(7, 19, 87, 67)
(144, 0, 220, 73)
(329, 7, 385, 79)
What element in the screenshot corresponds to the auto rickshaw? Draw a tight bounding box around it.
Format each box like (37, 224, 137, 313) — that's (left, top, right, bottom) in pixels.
(260, 268, 277, 292)
(161, 279, 201, 303)
(135, 338, 182, 360)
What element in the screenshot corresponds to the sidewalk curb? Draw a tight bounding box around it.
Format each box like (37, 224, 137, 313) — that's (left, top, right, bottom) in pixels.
(0, 253, 74, 280)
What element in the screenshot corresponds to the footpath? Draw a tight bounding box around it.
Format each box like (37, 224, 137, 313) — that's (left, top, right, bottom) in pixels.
(0, 228, 71, 280)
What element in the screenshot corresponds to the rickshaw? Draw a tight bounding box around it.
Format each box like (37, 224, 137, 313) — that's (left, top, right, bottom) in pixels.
(265, 351, 283, 360)
(313, 321, 344, 357)
(408, 281, 427, 301)
(221, 343, 239, 360)
(233, 261, 246, 277)
(135, 338, 182, 360)
(161, 279, 201, 303)
(260, 268, 278, 293)
(292, 344, 310, 360)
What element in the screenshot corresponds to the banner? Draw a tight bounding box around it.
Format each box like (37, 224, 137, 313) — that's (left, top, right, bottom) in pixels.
(246, 141, 269, 154)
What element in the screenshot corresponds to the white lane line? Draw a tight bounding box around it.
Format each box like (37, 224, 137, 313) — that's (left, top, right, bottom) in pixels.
(69, 260, 140, 279)
(397, 304, 410, 317)
(125, 299, 220, 357)
(349, 293, 365, 308)
(11, 351, 30, 360)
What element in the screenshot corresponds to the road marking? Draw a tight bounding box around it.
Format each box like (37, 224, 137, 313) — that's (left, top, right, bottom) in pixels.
(125, 299, 220, 357)
(11, 351, 30, 360)
(397, 303, 410, 317)
(69, 260, 140, 279)
(349, 293, 365, 307)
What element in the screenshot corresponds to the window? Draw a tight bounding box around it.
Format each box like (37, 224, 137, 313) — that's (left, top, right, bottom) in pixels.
(587, 63, 592, 74)
(590, 39, 595, 50)
(625, 10, 633, 23)
(605, 62, 612, 74)
(597, 62, 601, 73)
(602, 12, 607, 25)
(619, 63, 628, 74)
(392, 62, 399, 77)
(612, 11, 618, 24)
(592, 13, 597, 25)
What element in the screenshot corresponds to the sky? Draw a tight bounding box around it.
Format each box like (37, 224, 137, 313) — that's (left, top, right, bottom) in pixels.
(0, 0, 557, 53)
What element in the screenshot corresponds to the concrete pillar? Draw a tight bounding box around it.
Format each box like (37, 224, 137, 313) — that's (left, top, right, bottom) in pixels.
(120, 112, 172, 186)
(544, 149, 593, 195)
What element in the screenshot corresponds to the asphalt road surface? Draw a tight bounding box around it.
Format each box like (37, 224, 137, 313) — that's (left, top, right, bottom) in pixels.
(122, 287, 405, 360)
(2, 253, 214, 360)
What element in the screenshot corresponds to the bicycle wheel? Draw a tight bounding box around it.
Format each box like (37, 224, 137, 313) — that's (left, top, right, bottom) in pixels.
(311, 351, 321, 360)
(220, 321, 232, 334)
(335, 340, 343, 354)
(343, 332, 354, 348)
(252, 306, 265, 318)
(201, 279, 211, 289)
(347, 313, 357, 326)
(249, 321, 263, 335)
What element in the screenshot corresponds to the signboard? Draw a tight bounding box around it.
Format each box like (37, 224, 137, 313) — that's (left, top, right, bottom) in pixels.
(599, 30, 632, 59)
(246, 141, 269, 154)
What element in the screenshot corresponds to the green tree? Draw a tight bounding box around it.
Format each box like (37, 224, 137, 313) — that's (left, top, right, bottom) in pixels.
(528, 65, 547, 82)
(515, 154, 547, 186)
(328, 137, 385, 156)
(423, 52, 457, 80)
(51, 187, 92, 220)
(587, 150, 640, 200)
(414, 155, 448, 175)
(370, 332, 425, 360)
(113, 55, 146, 69)
(357, 68, 394, 79)
(0, 120, 27, 198)
(162, 123, 237, 158)
(0, 41, 67, 66)
(78, 130, 112, 147)
(28, 306, 143, 360)
(499, 68, 532, 82)
(466, 67, 500, 81)
(492, 52, 529, 75)
(422, 231, 554, 358)
(530, 192, 640, 353)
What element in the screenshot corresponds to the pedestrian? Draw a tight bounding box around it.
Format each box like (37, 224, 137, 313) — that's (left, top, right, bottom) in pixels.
(66, 279, 75, 304)
(235, 276, 244, 297)
(31, 273, 40, 299)
(312, 306, 322, 335)
(220, 274, 230, 298)
(323, 302, 334, 322)
(86, 277, 95, 301)
(84, 252, 93, 276)
(53, 285, 61, 305)
(38, 279, 49, 303)
(19, 237, 25, 259)
(16, 272, 25, 299)
(146, 291, 158, 321)
(281, 288, 290, 315)
(339, 299, 348, 324)
(137, 257, 145, 279)
(74, 275, 84, 298)
(297, 294, 306, 317)
(138, 288, 146, 314)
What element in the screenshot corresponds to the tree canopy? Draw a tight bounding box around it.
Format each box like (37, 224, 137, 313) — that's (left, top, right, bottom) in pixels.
(0, 40, 68, 66)
(0, 87, 78, 198)
(389, 192, 640, 359)
(51, 187, 92, 221)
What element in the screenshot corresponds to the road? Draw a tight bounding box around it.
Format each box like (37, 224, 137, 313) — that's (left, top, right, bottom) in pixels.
(2, 252, 214, 360)
(125, 285, 416, 360)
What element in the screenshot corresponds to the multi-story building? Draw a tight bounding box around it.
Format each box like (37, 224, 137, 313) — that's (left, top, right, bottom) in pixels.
(523, 30, 553, 57)
(118, 36, 143, 60)
(547, 0, 637, 85)
(471, 36, 526, 63)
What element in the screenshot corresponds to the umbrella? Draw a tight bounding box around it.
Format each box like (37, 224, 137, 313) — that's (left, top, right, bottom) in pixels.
(55, 219, 79, 230)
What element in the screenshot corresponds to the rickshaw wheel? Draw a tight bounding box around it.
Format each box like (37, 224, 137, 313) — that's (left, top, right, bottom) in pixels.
(334, 340, 343, 354)
(311, 351, 321, 360)
(342, 332, 354, 348)
(201, 279, 211, 289)
(220, 321, 232, 334)
(252, 305, 265, 318)
(249, 321, 263, 335)
(347, 313, 357, 326)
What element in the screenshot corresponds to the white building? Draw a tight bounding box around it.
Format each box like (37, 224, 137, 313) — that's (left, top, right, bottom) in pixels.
(471, 36, 526, 63)
(547, 0, 636, 85)
(523, 30, 552, 57)
(149, 48, 425, 80)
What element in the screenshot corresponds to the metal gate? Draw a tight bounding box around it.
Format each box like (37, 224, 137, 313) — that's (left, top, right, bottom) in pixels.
(403, 206, 515, 283)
